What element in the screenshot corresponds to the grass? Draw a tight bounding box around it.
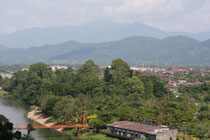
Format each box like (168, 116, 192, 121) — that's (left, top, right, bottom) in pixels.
(63, 128, 78, 136)
(80, 133, 118, 140)
(63, 129, 118, 140)
(0, 90, 9, 97)
(177, 133, 208, 140)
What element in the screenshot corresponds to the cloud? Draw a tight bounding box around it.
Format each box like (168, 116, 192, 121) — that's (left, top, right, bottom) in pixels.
(102, 0, 210, 32)
(103, 0, 188, 17)
(0, 0, 209, 34)
(149, 0, 210, 32)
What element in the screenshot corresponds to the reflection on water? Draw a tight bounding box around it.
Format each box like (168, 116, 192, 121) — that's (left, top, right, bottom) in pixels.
(0, 97, 77, 140)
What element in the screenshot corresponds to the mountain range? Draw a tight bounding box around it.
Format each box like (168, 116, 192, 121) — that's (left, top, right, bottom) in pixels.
(0, 35, 210, 65)
(0, 21, 210, 48)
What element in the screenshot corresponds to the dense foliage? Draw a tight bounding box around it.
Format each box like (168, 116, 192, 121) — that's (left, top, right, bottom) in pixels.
(0, 114, 16, 140)
(1, 59, 209, 138)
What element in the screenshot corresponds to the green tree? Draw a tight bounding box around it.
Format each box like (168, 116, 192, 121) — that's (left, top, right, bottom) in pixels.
(124, 76, 145, 95)
(78, 60, 100, 75)
(144, 78, 153, 98)
(29, 63, 53, 79)
(111, 59, 130, 84)
(150, 75, 168, 98)
(53, 96, 81, 123)
(0, 114, 22, 140)
(0, 75, 3, 86)
(14, 131, 22, 140)
(104, 67, 112, 83)
(39, 95, 59, 116)
(27, 123, 35, 136)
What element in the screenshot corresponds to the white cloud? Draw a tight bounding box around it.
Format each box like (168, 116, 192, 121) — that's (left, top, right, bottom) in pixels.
(0, 0, 209, 33)
(102, 0, 210, 32)
(149, 0, 210, 32)
(103, 0, 184, 16)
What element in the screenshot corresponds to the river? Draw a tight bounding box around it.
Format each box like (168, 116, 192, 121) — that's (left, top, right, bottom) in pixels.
(0, 97, 76, 140)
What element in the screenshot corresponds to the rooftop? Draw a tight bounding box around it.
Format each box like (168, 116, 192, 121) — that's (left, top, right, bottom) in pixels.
(107, 121, 165, 134)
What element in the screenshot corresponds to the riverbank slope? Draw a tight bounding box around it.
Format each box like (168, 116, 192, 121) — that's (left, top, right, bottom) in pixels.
(27, 109, 63, 132)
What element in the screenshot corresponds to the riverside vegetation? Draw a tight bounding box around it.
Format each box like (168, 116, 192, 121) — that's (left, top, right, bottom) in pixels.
(0, 114, 35, 140)
(0, 59, 209, 139)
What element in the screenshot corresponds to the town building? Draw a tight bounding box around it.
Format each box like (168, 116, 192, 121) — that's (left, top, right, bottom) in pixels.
(50, 65, 68, 72)
(0, 72, 13, 79)
(107, 121, 178, 140)
(168, 81, 178, 88)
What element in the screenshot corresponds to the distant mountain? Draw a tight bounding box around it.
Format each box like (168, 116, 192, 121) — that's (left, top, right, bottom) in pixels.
(0, 21, 210, 48)
(0, 35, 210, 65)
(0, 45, 10, 52)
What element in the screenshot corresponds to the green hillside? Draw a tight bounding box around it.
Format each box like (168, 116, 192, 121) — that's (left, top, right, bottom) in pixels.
(0, 36, 209, 65)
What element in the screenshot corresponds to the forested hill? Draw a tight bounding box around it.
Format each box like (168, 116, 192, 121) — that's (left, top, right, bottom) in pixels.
(0, 21, 210, 48)
(0, 35, 210, 65)
(1, 60, 209, 138)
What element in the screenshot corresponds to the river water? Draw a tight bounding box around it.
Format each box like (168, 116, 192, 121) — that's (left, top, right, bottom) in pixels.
(0, 97, 76, 140)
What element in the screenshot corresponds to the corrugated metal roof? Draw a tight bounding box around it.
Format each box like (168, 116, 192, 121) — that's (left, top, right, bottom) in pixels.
(107, 121, 163, 134)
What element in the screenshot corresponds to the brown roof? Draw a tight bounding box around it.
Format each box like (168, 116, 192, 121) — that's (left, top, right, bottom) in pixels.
(107, 121, 163, 134)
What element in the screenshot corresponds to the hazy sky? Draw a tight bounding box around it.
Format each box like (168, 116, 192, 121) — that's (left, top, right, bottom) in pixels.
(0, 0, 210, 34)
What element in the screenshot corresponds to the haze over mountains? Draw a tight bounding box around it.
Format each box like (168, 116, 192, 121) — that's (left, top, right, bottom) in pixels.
(0, 35, 210, 65)
(0, 21, 210, 48)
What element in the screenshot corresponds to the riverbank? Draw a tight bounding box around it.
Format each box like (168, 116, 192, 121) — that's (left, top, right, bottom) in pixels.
(27, 108, 63, 132)
(27, 109, 117, 140)
(0, 97, 71, 139)
(0, 90, 10, 97)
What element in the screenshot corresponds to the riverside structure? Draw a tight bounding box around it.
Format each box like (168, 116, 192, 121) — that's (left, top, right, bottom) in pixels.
(106, 121, 178, 140)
